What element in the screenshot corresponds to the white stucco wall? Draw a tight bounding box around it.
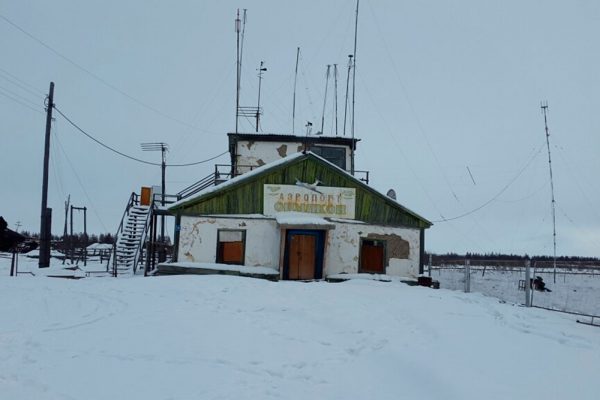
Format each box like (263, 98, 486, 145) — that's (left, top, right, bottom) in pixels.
(178, 216, 281, 269)
(235, 140, 351, 174)
(178, 215, 422, 279)
(324, 222, 421, 278)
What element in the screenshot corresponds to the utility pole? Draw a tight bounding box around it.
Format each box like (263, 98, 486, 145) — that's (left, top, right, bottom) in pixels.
(39, 82, 54, 268)
(541, 102, 557, 283)
(62, 195, 70, 265)
(141, 142, 168, 262)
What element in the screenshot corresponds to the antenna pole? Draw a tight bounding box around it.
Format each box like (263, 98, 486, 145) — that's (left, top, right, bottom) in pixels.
(343, 55, 352, 136)
(256, 61, 267, 132)
(292, 47, 300, 134)
(334, 64, 338, 136)
(320, 65, 331, 135)
(541, 101, 557, 283)
(235, 9, 241, 133)
(351, 0, 359, 174)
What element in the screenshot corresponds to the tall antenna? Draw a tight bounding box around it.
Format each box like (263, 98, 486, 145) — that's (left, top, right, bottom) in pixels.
(541, 101, 557, 283)
(292, 47, 300, 135)
(235, 9, 241, 133)
(320, 65, 331, 135)
(334, 64, 338, 136)
(350, 0, 360, 174)
(343, 54, 353, 136)
(235, 9, 247, 134)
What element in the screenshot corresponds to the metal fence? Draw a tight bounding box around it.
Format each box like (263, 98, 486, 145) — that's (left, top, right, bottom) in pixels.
(428, 260, 600, 317)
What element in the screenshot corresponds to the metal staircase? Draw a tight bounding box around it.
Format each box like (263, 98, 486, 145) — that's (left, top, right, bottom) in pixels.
(111, 193, 151, 276)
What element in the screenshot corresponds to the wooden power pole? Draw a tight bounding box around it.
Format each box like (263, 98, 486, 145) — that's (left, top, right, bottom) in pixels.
(39, 82, 54, 268)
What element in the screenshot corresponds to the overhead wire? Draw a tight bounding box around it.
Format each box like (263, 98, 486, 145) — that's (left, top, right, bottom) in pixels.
(366, 2, 461, 203)
(0, 84, 41, 108)
(0, 66, 45, 96)
(0, 88, 43, 114)
(53, 106, 228, 167)
(432, 142, 546, 222)
(0, 14, 216, 136)
(53, 123, 109, 232)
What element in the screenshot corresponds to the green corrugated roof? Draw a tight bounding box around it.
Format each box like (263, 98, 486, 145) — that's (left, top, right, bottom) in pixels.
(170, 152, 432, 229)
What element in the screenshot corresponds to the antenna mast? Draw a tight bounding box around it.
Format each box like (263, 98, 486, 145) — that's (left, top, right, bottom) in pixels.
(350, 0, 359, 174)
(343, 55, 353, 136)
(256, 61, 267, 132)
(235, 10, 241, 133)
(320, 65, 331, 135)
(541, 101, 557, 283)
(235, 9, 247, 134)
(334, 64, 338, 136)
(292, 47, 300, 135)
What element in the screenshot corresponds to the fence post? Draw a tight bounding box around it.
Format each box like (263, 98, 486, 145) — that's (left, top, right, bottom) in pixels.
(525, 259, 531, 307)
(464, 259, 471, 293)
(428, 254, 432, 277)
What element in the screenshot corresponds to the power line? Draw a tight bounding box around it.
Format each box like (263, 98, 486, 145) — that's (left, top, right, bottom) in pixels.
(0, 88, 43, 114)
(0, 68, 44, 97)
(53, 106, 228, 167)
(0, 14, 216, 135)
(433, 143, 546, 223)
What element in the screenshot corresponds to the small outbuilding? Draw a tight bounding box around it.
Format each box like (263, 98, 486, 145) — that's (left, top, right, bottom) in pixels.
(167, 151, 431, 280)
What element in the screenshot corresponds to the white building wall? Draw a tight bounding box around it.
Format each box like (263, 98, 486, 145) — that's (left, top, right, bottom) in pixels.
(178, 216, 281, 269)
(325, 222, 421, 278)
(178, 215, 421, 279)
(235, 140, 351, 174)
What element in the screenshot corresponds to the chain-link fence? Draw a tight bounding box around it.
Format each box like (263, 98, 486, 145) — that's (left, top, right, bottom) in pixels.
(428, 260, 600, 317)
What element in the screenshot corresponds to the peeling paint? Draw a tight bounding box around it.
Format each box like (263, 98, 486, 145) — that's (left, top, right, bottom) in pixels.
(366, 233, 410, 259)
(256, 159, 266, 166)
(276, 144, 288, 158)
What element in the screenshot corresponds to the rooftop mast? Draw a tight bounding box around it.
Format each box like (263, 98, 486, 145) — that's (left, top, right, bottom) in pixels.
(350, 0, 359, 174)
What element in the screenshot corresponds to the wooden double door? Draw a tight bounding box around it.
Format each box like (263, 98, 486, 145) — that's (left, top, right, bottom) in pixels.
(283, 230, 325, 280)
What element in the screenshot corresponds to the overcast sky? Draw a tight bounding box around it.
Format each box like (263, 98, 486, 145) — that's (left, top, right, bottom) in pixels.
(1, 0, 599, 257)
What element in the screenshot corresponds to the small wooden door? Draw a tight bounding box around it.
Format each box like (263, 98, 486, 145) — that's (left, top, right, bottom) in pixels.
(284, 230, 325, 280)
(360, 239, 385, 274)
(140, 187, 152, 206)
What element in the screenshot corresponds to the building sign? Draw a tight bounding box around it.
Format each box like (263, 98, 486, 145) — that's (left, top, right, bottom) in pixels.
(263, 184, 356, 219)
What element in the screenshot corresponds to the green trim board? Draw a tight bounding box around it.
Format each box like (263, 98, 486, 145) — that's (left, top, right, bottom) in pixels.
(169, 152, 432, 229)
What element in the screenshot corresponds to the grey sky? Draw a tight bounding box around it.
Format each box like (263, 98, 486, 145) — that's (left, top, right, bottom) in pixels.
(1, 0, 599, 257)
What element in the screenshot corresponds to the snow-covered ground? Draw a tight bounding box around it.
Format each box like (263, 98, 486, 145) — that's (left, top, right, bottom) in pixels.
(1, 254, 600, 399)
(431, 266, 600, 316)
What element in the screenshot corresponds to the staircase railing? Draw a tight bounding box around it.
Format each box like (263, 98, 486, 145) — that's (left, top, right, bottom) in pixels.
(110, 192, 139, 277)
(131, 201, 153, 275)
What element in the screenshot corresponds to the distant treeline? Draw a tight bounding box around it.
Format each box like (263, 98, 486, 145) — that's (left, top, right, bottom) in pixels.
(426, 252, 600, 264)
(19, 231, 115, 246)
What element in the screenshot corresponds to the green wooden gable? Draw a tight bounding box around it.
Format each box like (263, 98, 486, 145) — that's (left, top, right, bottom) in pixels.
(169, 153, 432, 229)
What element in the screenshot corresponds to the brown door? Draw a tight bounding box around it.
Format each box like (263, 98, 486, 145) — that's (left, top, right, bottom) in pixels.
(360, 240, 385, 273)
(288, 234, 316, 280)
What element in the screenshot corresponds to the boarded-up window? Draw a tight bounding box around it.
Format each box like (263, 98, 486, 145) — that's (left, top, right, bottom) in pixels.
(217, 230, 245, 265)
(359, 239, 385, 274)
